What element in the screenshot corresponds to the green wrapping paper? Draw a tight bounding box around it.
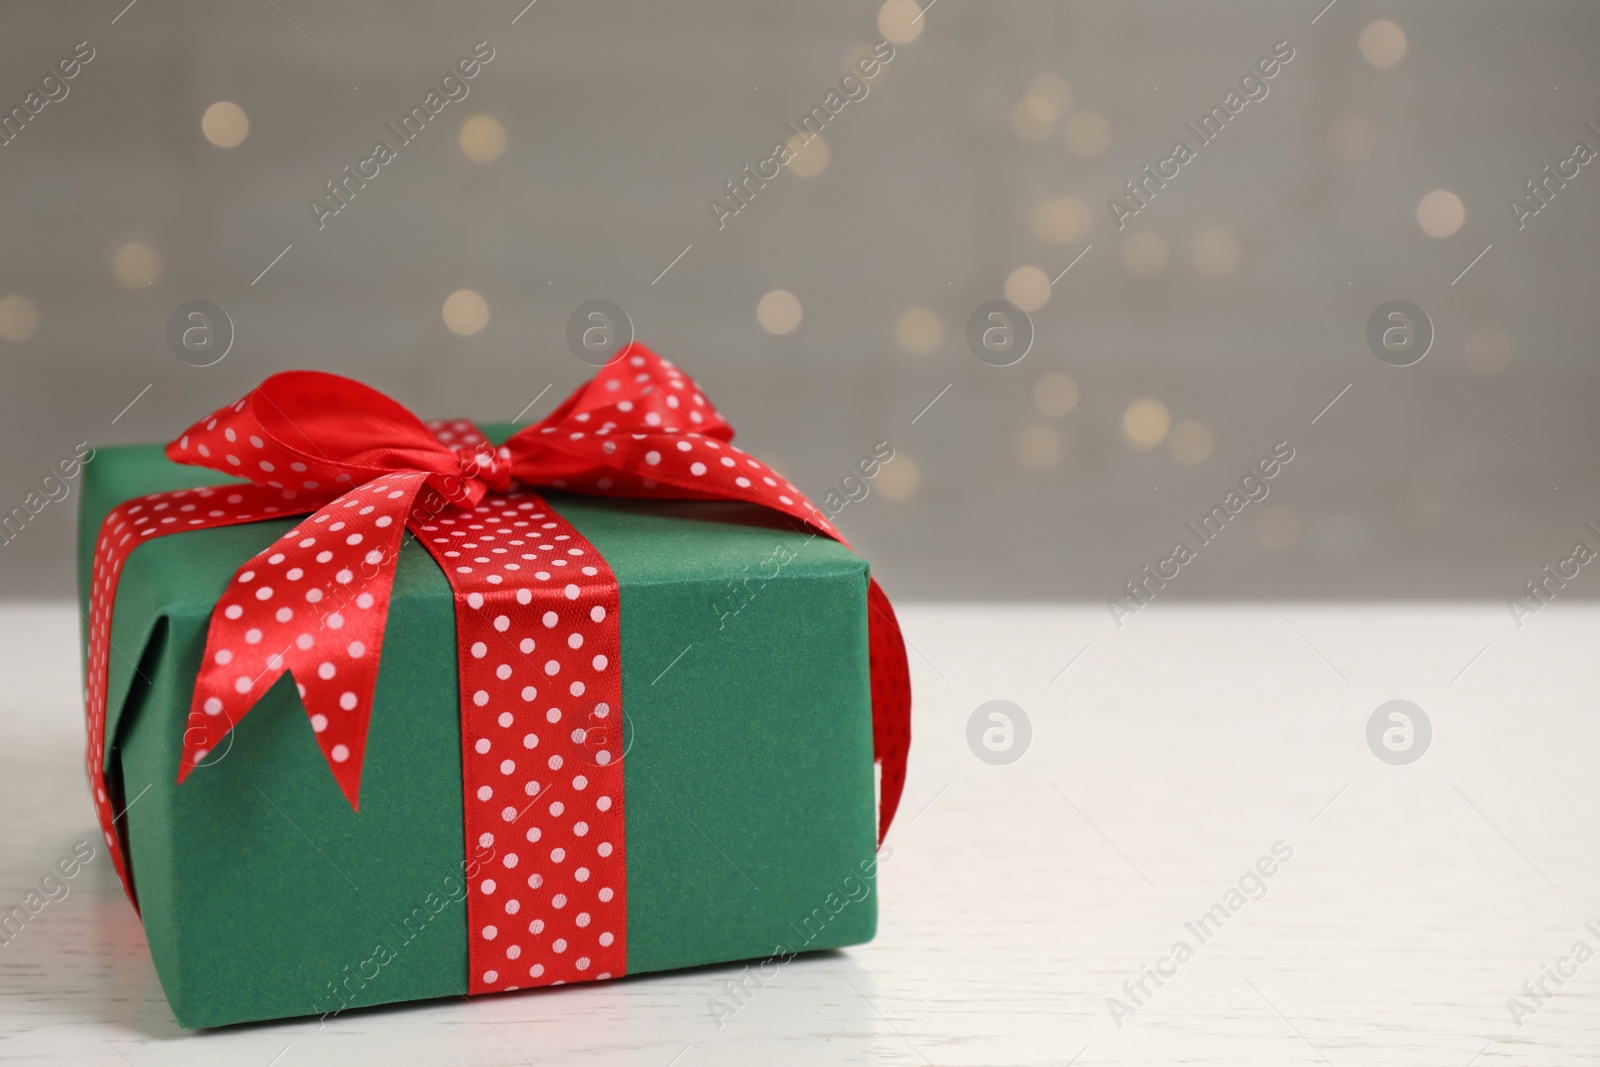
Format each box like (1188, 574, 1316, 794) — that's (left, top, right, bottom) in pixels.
(78, 428, 880, 1029)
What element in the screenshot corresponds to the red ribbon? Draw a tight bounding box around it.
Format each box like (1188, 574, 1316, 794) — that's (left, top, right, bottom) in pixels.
(83, 344, 910, 995)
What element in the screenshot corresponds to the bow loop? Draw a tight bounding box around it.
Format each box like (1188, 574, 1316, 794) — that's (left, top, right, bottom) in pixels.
(167, 373, 523, 513)
(540, 348, 735, 442)
(502, 345, 844, 541)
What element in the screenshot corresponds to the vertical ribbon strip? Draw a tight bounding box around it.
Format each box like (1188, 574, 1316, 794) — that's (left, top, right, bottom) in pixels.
(411, 488, 627, 992)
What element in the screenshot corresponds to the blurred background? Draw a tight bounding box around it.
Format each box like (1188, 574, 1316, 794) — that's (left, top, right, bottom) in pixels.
(1, 0, 1597, 602)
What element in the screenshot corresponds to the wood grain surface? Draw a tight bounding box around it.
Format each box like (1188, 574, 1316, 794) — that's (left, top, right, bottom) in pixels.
(2, 601, 1597, 1065)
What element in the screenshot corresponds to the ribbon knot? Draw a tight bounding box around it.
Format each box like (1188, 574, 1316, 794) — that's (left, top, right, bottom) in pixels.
(451, 440, 513, 497)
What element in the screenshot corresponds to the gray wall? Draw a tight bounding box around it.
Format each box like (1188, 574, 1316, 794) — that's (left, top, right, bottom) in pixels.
(2, 0, 1597, 603)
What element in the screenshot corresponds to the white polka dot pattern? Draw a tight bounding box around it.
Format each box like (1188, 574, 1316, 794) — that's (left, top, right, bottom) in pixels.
(411, 491, 626, 993)
(176, 472, 430, 806)
(503, 346, 844, 543)
(83, 482, 326, 904)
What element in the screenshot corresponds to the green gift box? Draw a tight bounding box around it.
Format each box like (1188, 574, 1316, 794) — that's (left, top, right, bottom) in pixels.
(78, 423, 883, 1029)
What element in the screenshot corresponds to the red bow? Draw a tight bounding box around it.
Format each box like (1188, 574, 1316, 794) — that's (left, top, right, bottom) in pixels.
(164, 345, 910, 840)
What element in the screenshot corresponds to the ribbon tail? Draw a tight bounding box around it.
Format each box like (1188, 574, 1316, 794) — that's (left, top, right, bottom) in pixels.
(866, 577, 911, 845)
(178, 473, 429, 809)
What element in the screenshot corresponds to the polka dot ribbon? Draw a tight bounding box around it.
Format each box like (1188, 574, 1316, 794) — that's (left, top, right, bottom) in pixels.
(81, 343, 911, 996)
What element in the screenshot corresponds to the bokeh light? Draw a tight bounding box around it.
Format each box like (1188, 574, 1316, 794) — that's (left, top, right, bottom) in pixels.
(1190, 229, 1239, 277)
(786, 133, 829, 177)
(1167, 420, 1214, 465)
(877, 0, 924, 45)
(757, 289, 803, 335)
(1416, 189, 1465, 238)
(1030, 197, 1092, 245)
(1004, 266, 1052, 312)
(201, 101, 249, 148)
(0, 295, 40, 342)
(875, 453, 920, 501)
(1063, 112, 1111, 158)
(1033, 371, 1079, 416)
(1029, 75, 1072, 112)
(1360, 19, 1407, 69)
(1121, 232, 1168, 278)
(442, 289, 489, 335)
(459, 115, 507, 163)
(895, 307, 942, 353)
(111, 241, 162, 288)
(1121, 397, 1170, 451)
(1010, 95, 1057, 142)
(1015, 424, 1063, 470)
(844, 43, 886, 79)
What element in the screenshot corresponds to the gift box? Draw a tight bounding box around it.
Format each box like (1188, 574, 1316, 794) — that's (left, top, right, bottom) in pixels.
(75, 349, 908, 1029)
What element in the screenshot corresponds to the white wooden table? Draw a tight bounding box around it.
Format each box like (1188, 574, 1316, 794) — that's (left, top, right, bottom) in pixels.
(3, 602, 1597, 1065)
